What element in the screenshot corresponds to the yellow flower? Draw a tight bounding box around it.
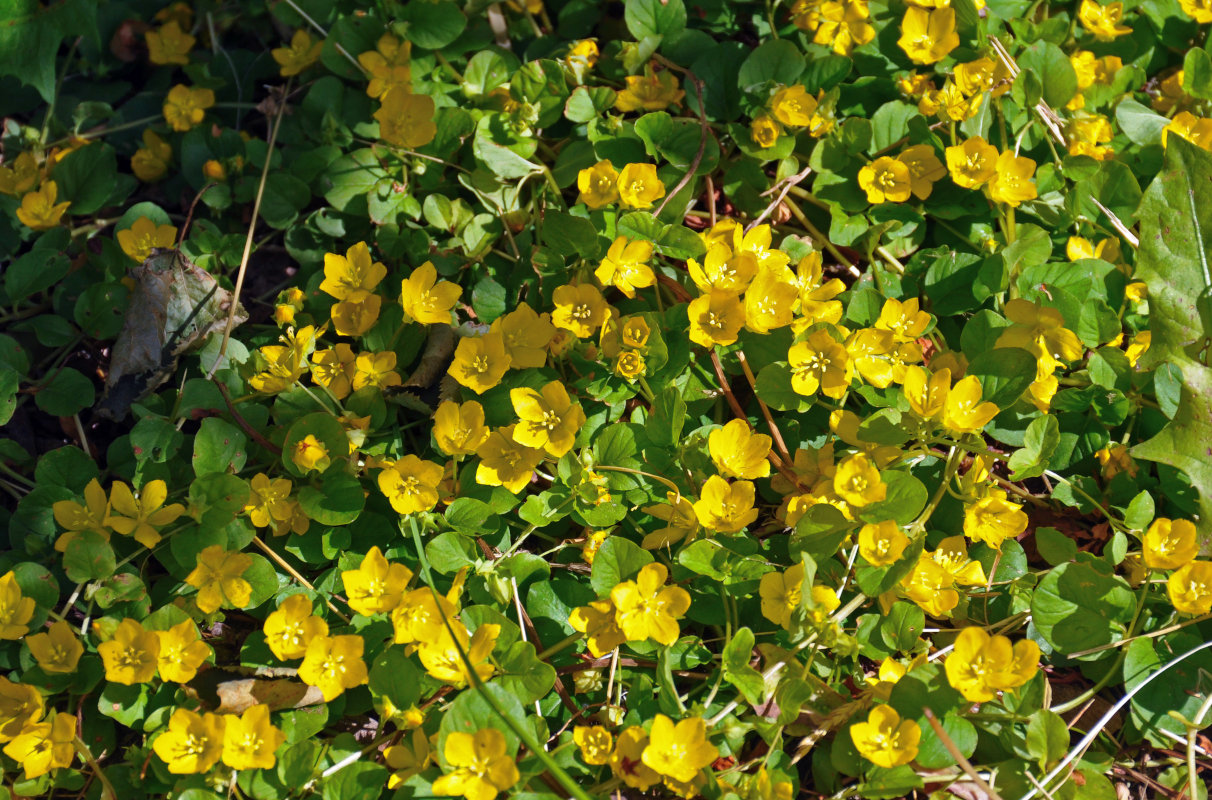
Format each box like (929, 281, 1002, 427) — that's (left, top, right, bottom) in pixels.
(596, 236, 655, 299)
(641, 715, 718, 784)
(858, 521, 910, 567)
(400, 261, 462, 325)
(0, 151, 38, 196)
(391, 588, 459, 645)
(26, 620, 83, 674)
(849, 705, 920, 768)
(146, 20, 195, 65)
(155, 619, 211, 683)
(833, 453, 886, 507)
(1181, 0, 1212, 22)
(107, 479, 184, 548)
(378, 455, 444, 516)
(898, 7, 959, 65)
(385, 728, 433, 788)
(16, 181, 70, 230)
(616, 163, 666, 210)
(611, 726, 661, 789)
(245, 473, 296, 534)
(751, 114, 782, 148)
(417, 621, 498, 687)
(153, 708, 225, 774)
(376, 87, 437, 148)
(98, 618, 160, 684)
(898, 145, 946, 200)
(292, 434, 332, 473)
(272, 30, 322, 76)
(263, 595, 326, 661)
(708, 419, 772, 480)
(693, 475, 759, 533)
(202, 158, 227, 182)
(577, 160, 620, 208)
(689, 245, 757, 295)
(789, 328, 850, 398)
(126, 129, 170, 184)
(566, 39, 600, 70)
(641, 493, 700, 549)
(610, 563, 691, 646)
(433, 400, 490, 456)
(688, 290, 746, 348)
(298, 634, 368, 700)
(491, 305, 556, 369)
(162, 84, 215, 132)
(0, 677, 42, 744)
(574, 725, 613, 765)
(342, 546, 413, 616)
(510, 381, 585, 457)
(311, 346, 357, 400)
(185, 545, 253, 614)
(552, 283, 609, 338)
(52, 477, 110, 552)
(615, 67, 684, 112)
(1125, 330, 1151, 367)
(358, 34, 413, 97)
(945, 136, 998, 189)
(2, 712, 75, 778)
(249, 326, 314, 395)
(844, 327, 896, 388)
(330, 293, 382, 337)
(858, 156, 912, 204)
(321, 241, 386, 301)
(569, 599, 627, 657)
(1078, 0, 1132, 40)
(1143, 518, 1198, 570)
(760, 562, 804, 630)
(944, 627, 1040, 702)
(986, 150, 1037, 207)
(450, 332, 512, 394)
(1169, 561, 1212, 614)
(475, 425, 545, 493)
(745, 271, 799, 335)
(812, 0, 876, 55)
(0, 571, 34, 641)
(352, 350, 401, 391)
(222, 704, 285, 770)
(963, 489, 1027, 549)
(903, 536, 986, 616)
(942, 375, 999, 435)
(771, 84, 819, 127)
(432, 728, 519, 800)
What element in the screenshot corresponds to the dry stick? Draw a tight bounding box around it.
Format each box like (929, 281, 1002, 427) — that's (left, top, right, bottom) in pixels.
(735, 349, 793, 465)
(651, 55, 710, 219)
(214, 79, 292, 373)
(747, 163, 813, 232)
(251, 535, 352, 624)
(923, 708, 1006, 800)
(213, 380, 282, 455)
(783, 200, 861, 278)
(988, 37, 1068, 148)
(1091, 197, 1141, 248)
(708, 351, 803, 489)
(280, 0, 367, 75)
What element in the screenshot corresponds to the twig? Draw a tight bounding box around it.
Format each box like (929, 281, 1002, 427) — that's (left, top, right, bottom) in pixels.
(748, 164, 813, 231)
(251, 535, 351, 624)
(213, 380, 282, 455)
(651, 56, 709, 219)
(923, 708, 1006, 800)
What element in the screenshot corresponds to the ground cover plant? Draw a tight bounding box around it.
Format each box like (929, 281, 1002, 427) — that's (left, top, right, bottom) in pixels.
(2, 0, 1212, 798)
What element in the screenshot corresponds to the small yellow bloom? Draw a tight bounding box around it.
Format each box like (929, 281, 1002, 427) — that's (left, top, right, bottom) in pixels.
(185, 545, 253, 614)
(391, 588, 458, 645)
(299, 634, 369, 700)
(610, 726, 661, 789)
(833, 453, 886, 507)
(693, 475, 759, 533)
(616, 163, 666, 210)
(131, 129, 172, 182)
(449, 332, 512, 394)
(942, 374, 999, 435)
(1181, 0, 1212, 22)
(614, 66, 684, 112)
(944, 627, 1040, 702)
(849, 705, 920, 768)
(963, 489, 1027, 549)
(417, 621, 497, 687)
(52, 477, 110, 551)
(264, 594, 328, 661)
(359, 34, 413, 98)
(146, 21, 195, 66)
(155, 619, 211, 683)
(272, 30, 323, 77)
(433, 400, 490, 456)
(611, 563, 691, 646)
(162, 84, 215, 132)
(595, 236, 655, 299)
(510, 380, 586, 457)
(342, 546, 413, 616)
(107, 479, 184, 548)
(708, 419, 772, 480)
(751, 114, 782, 148)
(153, 708, 225, 774)
(858, 521, 910, 566)
(760, 562, 804, 630)
(222, 704, 286, 770)
(858, 156, 912, 204)
(432, 728, 519, 800)
(898, 7, 959, 65)
(1143, 518, 1199, 570)
(641, 493, 700, 549)
(1078, 0, 1132, 40)
(552, 283, 609, 337)
(292, 434, 332, 474)
(1169, 561, 1212, 615)
(688, 290, 746, 348)
(577, 159, 619, 208)
(321, 241, 386, 301)
(26, 620, 84, 674)
(945, 136, 998, 189)
(0, 571, 34, 641)
(352, 350, 401, 391)
(574, 725, 613, 765)
(986, 149, 1038, 207)
(475, 425, 545, 493)
(569, 599, 627, 657)
(378, 455, 444, 516)
(491, 305, 556, 369)
(117, 216, 178, 263)
(375, 87, 437, 149)
(771, 84, 818, 127)
(2, 712, 75, 778)
(898, 145, 946, 200)
(400, 261, 462, 325)
(810, 0, 876, 55)
(98, 618, 160, 684)
(385, 728, 433, 788)
(16, 180, 70, 230)
(641, 714, 718, 784)
(0, 151, 39, 196)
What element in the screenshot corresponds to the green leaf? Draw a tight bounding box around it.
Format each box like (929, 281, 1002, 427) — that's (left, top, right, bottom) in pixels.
(0, 0, 98, 102)
(624, 0, 687, 39)
(858, 471, 927, 526)
(323, 149, 389, 211)
(496, 640, 557, 704)
(445, 498, 497, 535)
(1034, 526, 1077, 566)
(1018, 41, 1077, 109)
(722, 627, 765, 705)
(589, 536, 653, 596)
(1126, 633, 1212, 747)
(4, 233, 70, 304)
(967, 347, 1036, 409)
(646, 387, 686, 446)
(1025, 710, 1070, 769)
(1116, 98, 1170, 146)
(63, 531, 116, 582)
(437, 683, 525, 761)
(738, 39, 804, 90)
(188, 473, 251, 531)
(398, 0, 467, 49)
(0, 367, 18, 426)
(914, 712, 976, 769)
(35, 367, 94, 417)
(298, 472, 365, 526)
(543, 210, 602, 259)
(54, 143, 121, 216)
(320, 762, 389, 800)
(1185, 47, 1212, 100)
(1008, 414, 1059, 479)
(368, 645, 421, 709)
(192, 418, 247, 477)
(755, 362, 809, 412)
(879, 602, 924, 651)
(1030, 560, 1134, 656)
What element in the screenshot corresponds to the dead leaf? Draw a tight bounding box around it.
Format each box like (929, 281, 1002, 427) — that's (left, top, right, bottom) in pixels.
(184, 667, 325, 713)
